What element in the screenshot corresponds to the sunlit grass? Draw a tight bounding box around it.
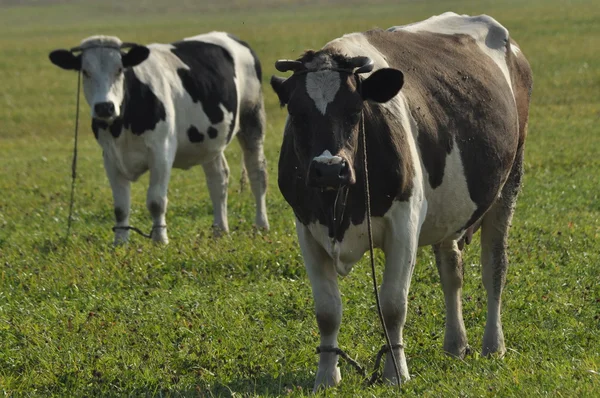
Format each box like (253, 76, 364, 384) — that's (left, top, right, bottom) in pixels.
(0, 0, 599, 396)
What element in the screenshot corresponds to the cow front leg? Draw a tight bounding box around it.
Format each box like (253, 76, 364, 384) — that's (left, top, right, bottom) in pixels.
(296, 222, 341, 391)
(104, 155, 131, 245)
(146, 149, 175, 245)
(380, 199, 426, 384)
(433, 240, 468, 357)
(202, 152, 230, 234)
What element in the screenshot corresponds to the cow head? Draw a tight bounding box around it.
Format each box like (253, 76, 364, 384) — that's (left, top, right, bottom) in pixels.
(271, 51, 404, 192)
(49, 36, 150, 123)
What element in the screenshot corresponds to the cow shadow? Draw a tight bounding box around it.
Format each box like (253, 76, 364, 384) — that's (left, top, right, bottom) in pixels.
(109, 371, 315, 397)
(198, 372, 315, 397)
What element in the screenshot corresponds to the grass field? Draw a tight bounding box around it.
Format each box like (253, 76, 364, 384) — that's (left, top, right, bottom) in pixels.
(0, 0, 599, 396)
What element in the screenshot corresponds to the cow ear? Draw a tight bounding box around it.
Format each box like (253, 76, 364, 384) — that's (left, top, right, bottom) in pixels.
(49, 50, 81, 71)
(122, 46, 150, 68)
(360, 68, 404, 103)
(270, 75, 290, 107)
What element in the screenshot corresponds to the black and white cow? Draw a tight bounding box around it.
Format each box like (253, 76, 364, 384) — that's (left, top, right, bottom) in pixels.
(271, 13, 532, 389)
(49, 33, 269, 244)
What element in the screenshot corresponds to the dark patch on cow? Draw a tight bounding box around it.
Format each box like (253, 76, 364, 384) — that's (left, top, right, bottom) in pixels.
(148, 200, 163, 218)
(170, 41, 238, 142)
(92, 118, 124, 139)
(207, 126, 218, 139)
(116, 69, 167, 136)
(109, 118, 123, 138)
(226, 33, 262, 82)
(114, 207, 126, 223)
(364, 29, 520, 226)
(187, 125, 204, 143)
(91, 119, 108, 140)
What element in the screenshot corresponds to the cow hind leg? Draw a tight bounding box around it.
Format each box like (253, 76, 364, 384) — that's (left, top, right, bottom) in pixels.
(433, 240, 469, 358)
(202, 152, 230, 234)
(480, 149, 524, 356)
(236, 102, 269, 230)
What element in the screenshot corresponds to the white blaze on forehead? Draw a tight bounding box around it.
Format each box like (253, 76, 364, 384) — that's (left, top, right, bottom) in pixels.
(306, 71, 341, 115)
(313, 150, 344, 165)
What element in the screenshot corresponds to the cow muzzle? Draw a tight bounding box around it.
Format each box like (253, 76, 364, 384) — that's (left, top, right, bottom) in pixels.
(93, 102, 117, 120)
(307, 153, 353, 189)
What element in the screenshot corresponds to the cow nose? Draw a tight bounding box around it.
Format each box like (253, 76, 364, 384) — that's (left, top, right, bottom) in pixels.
(94, 102, 115, 118)
(308, 159, 351, 188)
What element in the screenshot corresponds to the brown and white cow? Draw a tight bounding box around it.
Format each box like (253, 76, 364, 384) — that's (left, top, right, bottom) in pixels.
(271, 13, 532, 390)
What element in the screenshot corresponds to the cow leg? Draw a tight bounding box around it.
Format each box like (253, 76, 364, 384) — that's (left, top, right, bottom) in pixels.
(104, 155, 131, 245)
(433, 240, 468, 357)
(146, 146, 175, 244)
(202, 152, 230, 234)
(296, 222, 342, 391)
(480, 148, 524, 356)
(380, 199, 427, 384)
(237, 103, 269, 230)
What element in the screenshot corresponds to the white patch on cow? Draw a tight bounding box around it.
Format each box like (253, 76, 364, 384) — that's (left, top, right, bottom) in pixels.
(307, 215, 386, 276)
(306, 71, 341, 115)
(313, 150, 344, 165)
(418, 136, 478, 246)
(390, 12, 514, 98)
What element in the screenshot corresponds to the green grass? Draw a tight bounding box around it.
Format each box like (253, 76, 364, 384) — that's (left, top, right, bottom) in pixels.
(1, 0, 599, 396)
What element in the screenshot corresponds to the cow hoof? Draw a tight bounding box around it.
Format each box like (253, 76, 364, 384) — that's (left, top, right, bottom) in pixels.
(113, 234, 130, 246)
(383, 370, 410, 385)
(383, 350, 410, 384)
(113, 238, 129, 247)
(151, 231, 169, 245)
(443, 338, 470, 359)
(482, 344, 506, 358)
(253, 222, 269, 232)
(313, 367, 341, 392)
(254, 215, 269, 231)
(211, 224, 229, 238)
(482, 329, 506, 357)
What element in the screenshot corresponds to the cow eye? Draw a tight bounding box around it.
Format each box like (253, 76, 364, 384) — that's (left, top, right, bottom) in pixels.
(116, 67, 123, 76)
(82, 69, 91, 78)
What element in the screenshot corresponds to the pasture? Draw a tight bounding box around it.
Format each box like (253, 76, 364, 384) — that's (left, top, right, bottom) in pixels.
(0, 0, 598, 396)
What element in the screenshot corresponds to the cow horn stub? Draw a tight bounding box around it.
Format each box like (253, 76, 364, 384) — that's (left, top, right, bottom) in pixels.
(349, 56, 374, 74)
(275, 60, 305, 73)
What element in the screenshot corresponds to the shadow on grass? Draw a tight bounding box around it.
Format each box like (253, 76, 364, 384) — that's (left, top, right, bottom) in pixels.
(200, 371, 315, 397)
(85, 371, 316, 397)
